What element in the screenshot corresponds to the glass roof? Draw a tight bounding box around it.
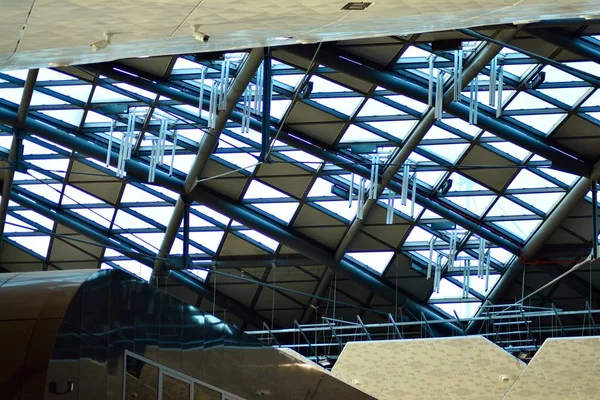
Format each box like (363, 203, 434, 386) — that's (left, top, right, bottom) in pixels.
(0, 32, 596, 328)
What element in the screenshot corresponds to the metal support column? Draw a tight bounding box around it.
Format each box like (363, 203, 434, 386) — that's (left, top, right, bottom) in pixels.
(594, 181, 598, 260)
(153, 49, 264, 277)
(0, 69, 38, 245)
(260, 48, 272, 163)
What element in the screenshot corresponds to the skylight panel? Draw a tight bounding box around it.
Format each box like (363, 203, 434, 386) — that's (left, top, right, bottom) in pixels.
(434, 302, 481, 319)
(189, 269, 209, 281)
(189, 231, 225, 253)
(429, 279, 471, 300)
(494, 219, 541, 240)
(23, 140, 57, 155)
(84, 111, 113, 124)
(513, 192, 563, 214)
(113, 210, 155, 230)
(386, 95, 428, 113)
(172, 57, 202, 70)
(313, 97, 362, 116)
(445, 195, 495, 217)
(487, 197, 534, 217)
(508, 170, 556, 190)
(279, 150, 323, 169)
(62, 185, 103, 205)
(39, 110, 84, 126)
(253, 202, 299, 224)
(447, 173, 488, 192)
(37, 69, 78, 81)
(114, 83, 156, 100)
(121, 185, 164, 203)
(581, 89, 600, 107)
(314, 200, 359, 221)
(358, 99, 405, 117)
(505, 92, 556, 110)
(502, 63, 535, 80)
(310, 76, 352, 93)
(414, 169, 445, 188)
(10, 235, 51, 258)
(453, 275, 500, 296)
(340, 125, 386, 143)
(4, 215, 35, 233)
(511, 113, 565, 135)
(347, 251, 394, 275)
(307, 178, 337, 198)
(275, 74, 304, 89)
(542, 65, 583, 83)
(15, 210, 54, 230)
(29, 159, 70, 177)
(487, 142, 530, 161)
(121, 232, 164, 253)
(442, 118, 481, 138)
(194, 205, 230, 226)
(564, 61, 600, 78)
(213, 152, 258, 172)
(130, 206, 174, 227)
(113, 260, 152, 282)
(538, 88, 589, 106)
(244, 180, 289, 200)
(30, 91, 69, 106)
(238, 230, 279, 251)
(400, 46, 432, 58)
(71, 208, 115, 228)
(540, 168, 578, 186)
(162, 154, 196, 175)
(91, 86, 135, 103)
(49, 85, 92, 102)
(423, 125, 459, 140)
(142, 184, 179, 200)
(0, 88, 25, 104)
(365, 120, 417, 141)
(20, 184, 61, 204)
(420, 144, 468, 163)
(393, 197, 423, 218)
(271, 99, 292, 120)
(404, 226, 434, 244)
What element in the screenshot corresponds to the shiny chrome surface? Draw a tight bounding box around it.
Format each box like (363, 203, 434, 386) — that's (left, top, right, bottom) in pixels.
(0, 268, 371, 399)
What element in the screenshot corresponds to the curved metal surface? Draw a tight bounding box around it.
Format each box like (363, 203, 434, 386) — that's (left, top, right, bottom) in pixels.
(0, 270, 95, 400)
(0, 268, 372, 399)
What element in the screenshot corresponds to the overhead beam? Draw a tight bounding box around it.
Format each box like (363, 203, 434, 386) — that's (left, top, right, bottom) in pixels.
(525, 27, 600, 65)
(301, 29, 520, 323)
(284, 45, 591, 177)
(7, 186, 270, 328)
(82, 62, 520, 255)
(0, 69, 38, 245)
(154, 49, 264, 277)
(0, 106, 462, 335)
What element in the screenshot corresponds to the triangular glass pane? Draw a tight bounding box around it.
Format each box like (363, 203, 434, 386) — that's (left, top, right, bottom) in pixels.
(11, 235, 51, 258)
(253, 202, 299, 224)
(494, 219, 541, 240)
(347, 251, 394, 274)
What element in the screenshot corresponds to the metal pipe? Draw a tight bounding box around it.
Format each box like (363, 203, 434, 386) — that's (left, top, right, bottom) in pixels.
(303, 29, 519, 324)
(0, 107, 461, 335)
(153, 48, 263, 276)
(284, 45, 590, 177)
(525, 27, 600, 66)
(247, 307, 600, 335)
(260, 48, 272, 162)
(0, 69, 38, 245)
(594, 180, 598, 260)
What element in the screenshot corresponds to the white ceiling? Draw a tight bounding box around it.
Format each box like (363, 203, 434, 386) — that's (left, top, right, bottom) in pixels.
(1, 0, 600, 71)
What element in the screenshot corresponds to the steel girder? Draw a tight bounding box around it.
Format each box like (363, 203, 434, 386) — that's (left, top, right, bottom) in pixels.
(0, 70, 38, 245)
(6, 185, 271, 328)
(526, 27, 600, 65)
(154, 49, 264, 276)
(0, 106, 463, 335)
(82, 62, 521, 255)
(284, 45, 591, 177)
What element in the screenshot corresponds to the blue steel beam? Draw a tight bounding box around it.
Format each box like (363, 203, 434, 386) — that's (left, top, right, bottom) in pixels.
(525, 27, 600, 65)
(7, 184, 271, 328)
(284, 45, 591, 177)
(0, 106, 462, 335)
(81, 63, 521, 255)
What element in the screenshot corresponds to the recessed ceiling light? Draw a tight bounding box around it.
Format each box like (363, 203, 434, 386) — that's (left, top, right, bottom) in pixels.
(341, 2, 373, 10)
(274, 36, 294, 41)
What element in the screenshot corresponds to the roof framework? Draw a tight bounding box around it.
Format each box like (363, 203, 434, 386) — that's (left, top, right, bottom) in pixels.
(1, 24, 600, 335)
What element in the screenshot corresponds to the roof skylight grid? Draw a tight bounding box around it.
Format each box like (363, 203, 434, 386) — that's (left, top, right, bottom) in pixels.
(1, 29, 599, 333)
